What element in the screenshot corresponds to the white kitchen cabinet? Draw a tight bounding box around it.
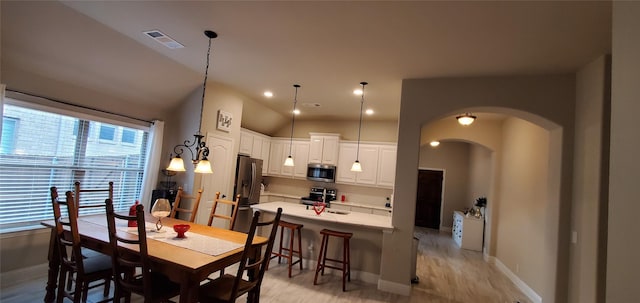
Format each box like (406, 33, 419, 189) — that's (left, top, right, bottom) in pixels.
(308, 133, 340, 165)
(372, 208, 392, 216)
(452, 211, 484, 251)
(268, 139, 309, 178)
(350, 205, 374, 214)
(376, 145, 397, 188)
(336, 143, 379, 186)
(239, 130, 254, 156)
(329, 203, 351, 212)
(260, 139, 270, 175)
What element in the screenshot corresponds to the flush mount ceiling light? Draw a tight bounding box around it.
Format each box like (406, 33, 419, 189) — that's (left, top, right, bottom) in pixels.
(430, 141, 440, 147)
(456, 113, 477, 126)
(263, 91, 273, 98)
(351, 82, 368, 172)
(284, 84, 301, 167)
(166, 30, 218, 174)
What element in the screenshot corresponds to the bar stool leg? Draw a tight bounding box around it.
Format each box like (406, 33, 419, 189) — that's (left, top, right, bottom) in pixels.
(287, 226, 294, 278)
(297, 227, 303, 271)
(313, 233, 327, 285)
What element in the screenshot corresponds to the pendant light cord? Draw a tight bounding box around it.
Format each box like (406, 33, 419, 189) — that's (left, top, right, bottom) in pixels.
(356, 82, 366, 161)
(199, 33, 214, 135)
(289, 85, 300, 157)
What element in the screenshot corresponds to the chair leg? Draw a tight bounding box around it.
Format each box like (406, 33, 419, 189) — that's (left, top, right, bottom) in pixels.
(56, 269, 68, 303)
(277, 226, 284, 264)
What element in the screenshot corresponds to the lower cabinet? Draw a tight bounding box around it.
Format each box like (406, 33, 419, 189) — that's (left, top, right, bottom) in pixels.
(452, 211, 484, 251)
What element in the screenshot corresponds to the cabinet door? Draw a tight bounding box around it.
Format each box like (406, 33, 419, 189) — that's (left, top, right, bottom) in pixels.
(239, 131, 253, 155)
(268, 140, 285, 176)
(336, 143, 357, 183)
(309, 136, 324, 164)
(251, 136, 263, 159)
(376, 146, 397, 187)
(293, 141, 310, 178)
(260, 140, 270, 175)
(321, 136, 339, 165)
(355, 145, 379, 185)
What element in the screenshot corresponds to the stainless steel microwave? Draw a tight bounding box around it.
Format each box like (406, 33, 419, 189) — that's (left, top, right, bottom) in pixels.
(306, 163, 336, 182)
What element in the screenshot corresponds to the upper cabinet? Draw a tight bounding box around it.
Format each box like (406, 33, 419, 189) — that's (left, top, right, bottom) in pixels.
(308, 133, 340, 165)
(240, 128, 271, 174)
(268, 138, 309, 179)
(336, 142, 396, 188)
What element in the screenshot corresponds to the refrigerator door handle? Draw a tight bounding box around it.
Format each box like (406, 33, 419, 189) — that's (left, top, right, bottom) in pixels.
(249, 162, 256, 202)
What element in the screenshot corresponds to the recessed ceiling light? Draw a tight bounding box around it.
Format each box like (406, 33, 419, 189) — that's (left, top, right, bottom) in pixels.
(430, 141, 440, 147)
(353, 89, 363, 95)
(264, 91, 273, 98)
(293, 109, 300, 115)
(365, 109, 374, 115)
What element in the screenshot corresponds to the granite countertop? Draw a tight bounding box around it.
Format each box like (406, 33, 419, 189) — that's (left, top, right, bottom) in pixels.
(251, 201, 394, 231)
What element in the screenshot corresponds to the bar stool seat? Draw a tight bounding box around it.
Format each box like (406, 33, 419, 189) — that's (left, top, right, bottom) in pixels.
(268, 220, 304, 278)
(314, 228, 352, 291)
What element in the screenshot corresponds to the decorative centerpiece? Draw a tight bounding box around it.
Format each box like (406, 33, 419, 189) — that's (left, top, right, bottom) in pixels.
(312, 201, 326, 215)
(151, 198, 171, 232)
(173, 224, 190, 238)
(474, 197, 487, 218)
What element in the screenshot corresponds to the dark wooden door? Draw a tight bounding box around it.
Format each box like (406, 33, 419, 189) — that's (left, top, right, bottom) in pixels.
(415, 169, 444, 229)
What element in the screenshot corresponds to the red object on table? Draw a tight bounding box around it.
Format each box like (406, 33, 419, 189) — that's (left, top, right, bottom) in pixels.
(341, 195, 345, 202)
(128, 200, 139, 227)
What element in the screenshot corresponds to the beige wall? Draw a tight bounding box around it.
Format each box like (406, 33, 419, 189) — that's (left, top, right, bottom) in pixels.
(394, 75, 575, 300)
(569, 55, 609, 303)
(607, 3, 640, 302)
(418, 142, 470, 228)
(468, 144, 492, 207)
(496, 117, 554, 301)
(270, 120, 398, 142)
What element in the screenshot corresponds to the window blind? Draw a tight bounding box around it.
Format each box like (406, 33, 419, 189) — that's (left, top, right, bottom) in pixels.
(0, 102, 149, 231)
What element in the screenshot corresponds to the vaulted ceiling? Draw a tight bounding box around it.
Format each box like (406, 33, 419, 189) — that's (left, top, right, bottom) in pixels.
(1, 1, 611, 122)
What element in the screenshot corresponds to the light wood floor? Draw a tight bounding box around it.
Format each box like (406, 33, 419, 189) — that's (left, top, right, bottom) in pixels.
(0, 227, 530, 303)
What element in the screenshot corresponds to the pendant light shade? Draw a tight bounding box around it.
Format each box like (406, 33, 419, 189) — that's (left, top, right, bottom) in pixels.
(351, 82, 367, 172)
(167, 30, 217, 174)
(284, 84, 300, 167)
(456, 113, 476, 126)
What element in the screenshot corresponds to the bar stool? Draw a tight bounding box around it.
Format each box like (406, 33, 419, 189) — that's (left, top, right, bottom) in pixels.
(268, 220, 304, 278)
(314, 228, 352, 291)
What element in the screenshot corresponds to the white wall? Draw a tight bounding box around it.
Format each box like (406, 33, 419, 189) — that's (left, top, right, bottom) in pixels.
(607, 3, 640, 301)
(569, 55, 609, 303)
(496, 117, 554, 300)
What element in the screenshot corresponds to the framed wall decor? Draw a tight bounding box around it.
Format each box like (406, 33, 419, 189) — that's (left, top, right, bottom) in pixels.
(217, 110, 232, 132)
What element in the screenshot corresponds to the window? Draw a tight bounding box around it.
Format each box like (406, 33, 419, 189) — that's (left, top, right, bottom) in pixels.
(0, 102, 149, 231)
(1, 117, 19, 154)
(121, 129, 136, 144)
(99, 125, 116, 141)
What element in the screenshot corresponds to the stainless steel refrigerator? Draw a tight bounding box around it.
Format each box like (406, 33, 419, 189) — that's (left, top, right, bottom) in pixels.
(232, 155, 263, 232)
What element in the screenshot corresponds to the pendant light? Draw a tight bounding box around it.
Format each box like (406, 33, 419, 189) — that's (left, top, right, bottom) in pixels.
(456, 113, 476, 126)
(351, 82, 367, 172)
(167, 30, 217, 174)
(284, 84, 300, 167)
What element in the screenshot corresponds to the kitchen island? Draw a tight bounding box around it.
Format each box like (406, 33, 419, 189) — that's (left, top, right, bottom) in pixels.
(251, 201, 394, 284)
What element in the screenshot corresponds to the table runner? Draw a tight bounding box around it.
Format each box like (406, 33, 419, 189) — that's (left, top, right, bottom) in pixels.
(140, 223, 244, 256)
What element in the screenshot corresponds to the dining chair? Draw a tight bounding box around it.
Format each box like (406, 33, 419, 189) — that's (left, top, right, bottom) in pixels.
(169, 187, 203, 222)
(104, 199, 181, 303)
(198, 207, 283, 303)
(74, 181, 113, 216)
(207, 192, 240, 230)
(49, 187, 113, 303)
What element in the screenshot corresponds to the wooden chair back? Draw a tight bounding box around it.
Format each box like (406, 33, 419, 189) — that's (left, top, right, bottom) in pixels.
(105, 199, 180, 303)
(208, 192, 240, 230)
(49, 187, 112, 302)
(170, 187, 203, 222)
(199, 208, 283, 303)
(74, 181, 113, 215)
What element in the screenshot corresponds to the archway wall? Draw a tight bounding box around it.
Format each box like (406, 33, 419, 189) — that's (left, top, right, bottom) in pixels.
(381, 75, 575, 302)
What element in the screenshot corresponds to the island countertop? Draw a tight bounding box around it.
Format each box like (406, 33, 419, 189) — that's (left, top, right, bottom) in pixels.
(251, 201, 394, 231)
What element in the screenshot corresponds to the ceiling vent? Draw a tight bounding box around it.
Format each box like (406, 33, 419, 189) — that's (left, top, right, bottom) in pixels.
(143, 30, 184, 49)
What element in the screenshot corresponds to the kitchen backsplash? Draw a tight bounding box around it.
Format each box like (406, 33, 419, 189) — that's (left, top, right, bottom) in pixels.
(263, 176, 393, 207)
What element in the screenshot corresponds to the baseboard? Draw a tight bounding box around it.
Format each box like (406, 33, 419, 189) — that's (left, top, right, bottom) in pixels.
(377, 278, 411, 296)
(1, 263, 48, 288)
(488, 256, 542, 303)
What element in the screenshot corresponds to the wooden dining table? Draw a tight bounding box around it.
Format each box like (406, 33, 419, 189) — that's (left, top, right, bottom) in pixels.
(41, 213, 267, 303)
